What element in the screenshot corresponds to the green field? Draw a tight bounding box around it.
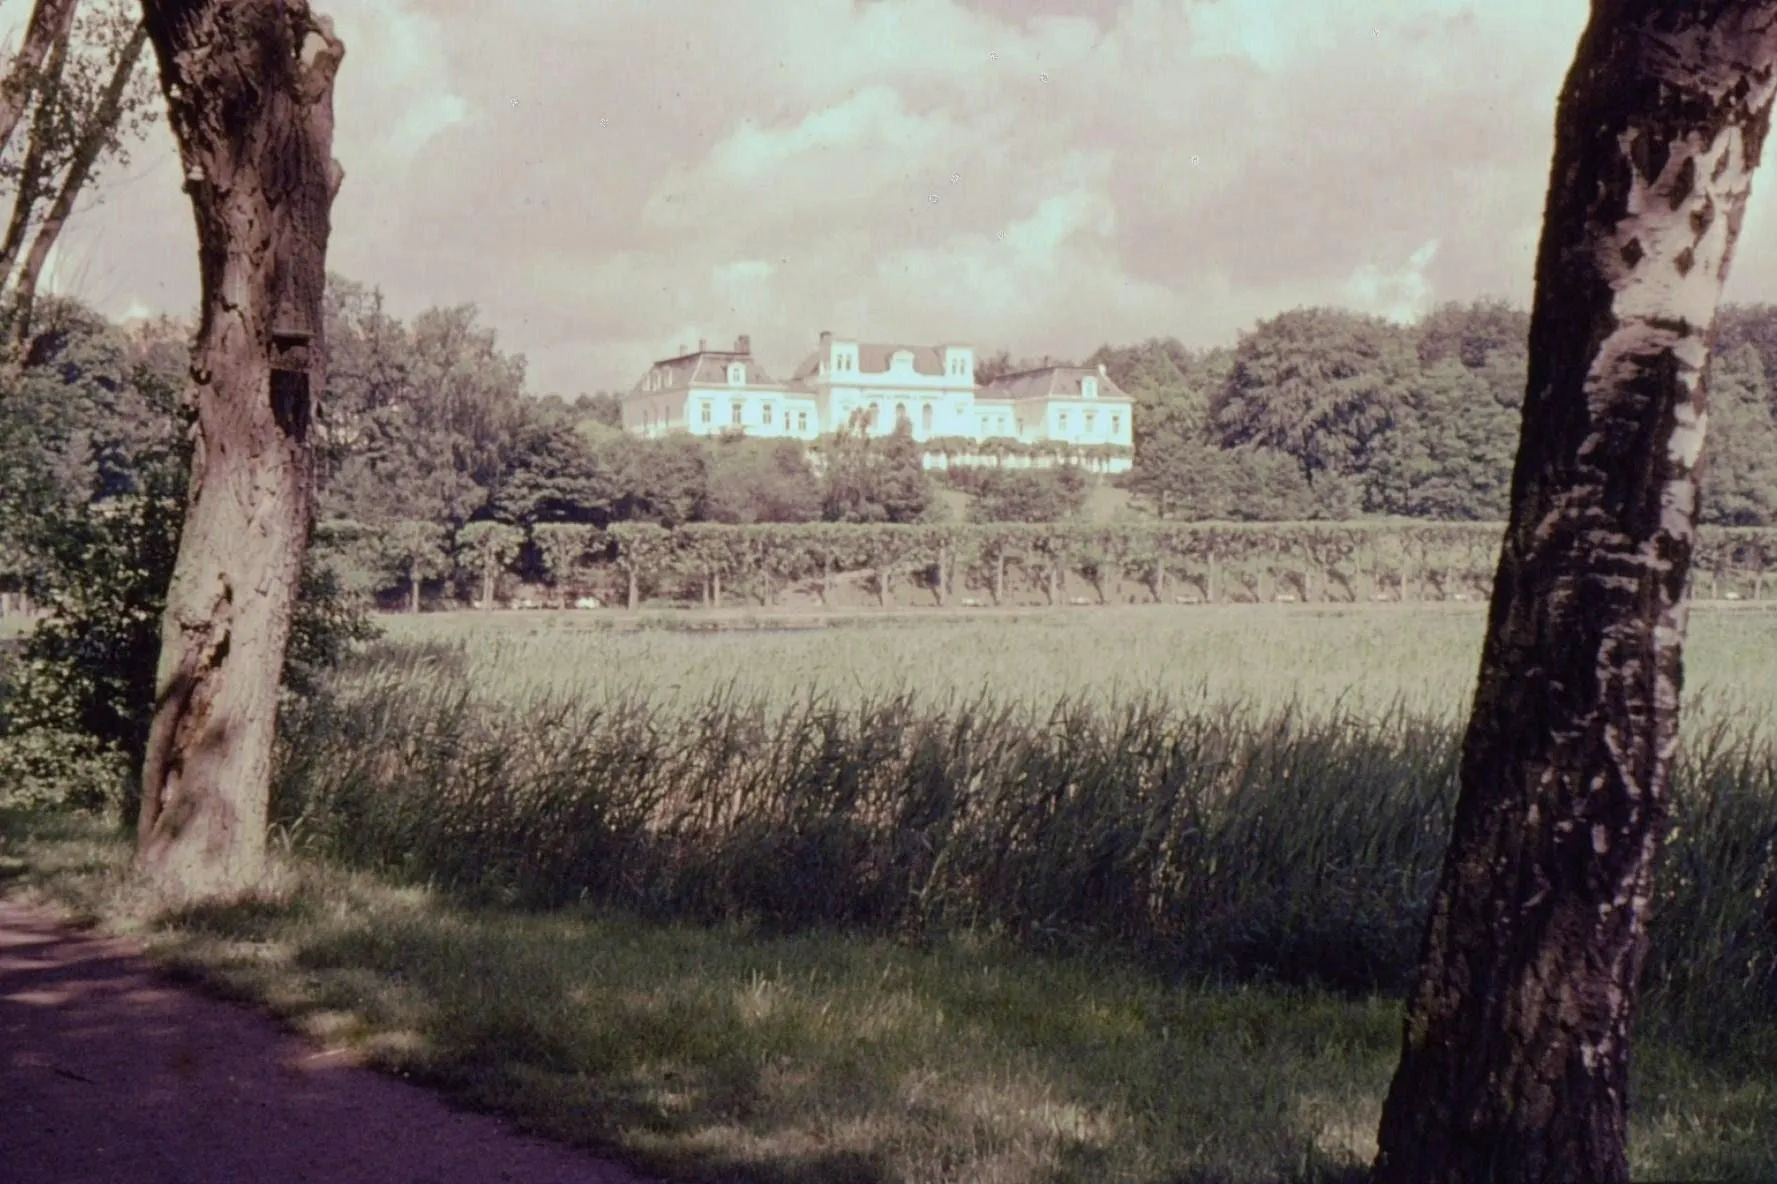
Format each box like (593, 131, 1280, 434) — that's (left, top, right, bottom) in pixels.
(375, 601, 1777, 725)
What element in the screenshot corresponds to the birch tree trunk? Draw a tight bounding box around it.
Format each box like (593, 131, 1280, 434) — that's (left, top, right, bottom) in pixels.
(1372, 7, 1777, 1182)
(134, 0, 345, 901)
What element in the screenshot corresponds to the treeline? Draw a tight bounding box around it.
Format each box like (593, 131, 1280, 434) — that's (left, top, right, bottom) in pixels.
(13, 283, 1777, 612)
(333, 518, 1777, 613)
(1095, 302, 1777, 525)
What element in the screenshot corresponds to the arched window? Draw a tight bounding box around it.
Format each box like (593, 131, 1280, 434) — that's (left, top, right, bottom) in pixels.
(921, 403, 934, 435)
(895, 403, 911, 431)
(868, 402, 882, 429)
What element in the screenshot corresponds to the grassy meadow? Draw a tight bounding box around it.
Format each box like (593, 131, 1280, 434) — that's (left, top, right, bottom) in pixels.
(8, 601, 1777, 1182)
(373, 601, 1777, 722)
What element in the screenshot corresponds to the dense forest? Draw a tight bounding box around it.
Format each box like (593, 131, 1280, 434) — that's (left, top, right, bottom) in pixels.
(9, 282, 1777, 610)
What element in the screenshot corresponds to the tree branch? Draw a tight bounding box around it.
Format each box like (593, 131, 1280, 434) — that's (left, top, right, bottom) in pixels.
(0, 0, 79, 154)
(0, 18, 73, 292)
(11, 18, 149, 343)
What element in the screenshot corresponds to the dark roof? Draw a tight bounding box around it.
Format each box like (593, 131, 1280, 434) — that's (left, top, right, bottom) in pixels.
(630, 349, 782, 395)
(791, 339, 971, 381)
(978, 365, 1131, 402)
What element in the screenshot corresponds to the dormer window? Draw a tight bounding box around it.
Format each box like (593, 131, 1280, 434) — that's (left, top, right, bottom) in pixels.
(1082, 377, 1097, 398)
(728, 363, 745, 385)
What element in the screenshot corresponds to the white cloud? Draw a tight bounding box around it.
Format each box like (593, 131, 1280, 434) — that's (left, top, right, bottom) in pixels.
(76, 0, 1777, 399)
(1342, 240, 1441, 324)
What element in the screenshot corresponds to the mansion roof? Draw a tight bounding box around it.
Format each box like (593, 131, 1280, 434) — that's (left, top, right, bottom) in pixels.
(636, 347, 781, 393)
(633, 336, 1132, 402)
(790, 341, 960, 382)
(979, 365, 1132, 403)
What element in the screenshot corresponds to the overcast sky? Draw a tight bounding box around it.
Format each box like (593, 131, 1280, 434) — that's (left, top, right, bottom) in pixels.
(42, 0, 1777, 395)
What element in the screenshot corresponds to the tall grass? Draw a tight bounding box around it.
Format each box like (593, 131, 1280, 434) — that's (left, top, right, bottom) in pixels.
(273, 636, 1777, 1044)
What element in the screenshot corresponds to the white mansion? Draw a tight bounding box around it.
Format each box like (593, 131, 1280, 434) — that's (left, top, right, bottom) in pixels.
(620, 331, 1134, 470)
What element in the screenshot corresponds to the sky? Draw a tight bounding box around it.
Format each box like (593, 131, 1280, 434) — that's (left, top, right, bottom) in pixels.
(40, 0, 1777, 396)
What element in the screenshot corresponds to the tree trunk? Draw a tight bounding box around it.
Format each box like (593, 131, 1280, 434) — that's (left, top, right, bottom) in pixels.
(408, 568, 420, 614)
(481, 552, 495, 609)
(993, 553, 1005, 605)
(1154, 558, 1166, 603)
(135, 0, 344, 902)
(627, 567, 638, 611)
(1206, 552, 1217, 604)
(0, 26, 71, 292)
(0, 0, 79, 161)
(11, 22, 151, 343)
(712, 569, 722, 609)
(1372, 9, 1777, 1183)
(820, 554, 831, 605)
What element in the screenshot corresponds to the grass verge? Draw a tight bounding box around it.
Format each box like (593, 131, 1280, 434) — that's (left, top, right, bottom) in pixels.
(4, 809, 1774, 1184)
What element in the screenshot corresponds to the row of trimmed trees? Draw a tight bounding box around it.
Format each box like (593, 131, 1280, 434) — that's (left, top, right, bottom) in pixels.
(331, 518, 1777, 612)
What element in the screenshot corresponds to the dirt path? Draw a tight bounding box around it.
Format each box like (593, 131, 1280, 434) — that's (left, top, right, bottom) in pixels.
(0, 899, 654, 1183)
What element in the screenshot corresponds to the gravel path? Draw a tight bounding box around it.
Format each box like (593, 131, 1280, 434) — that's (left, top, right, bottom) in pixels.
(0, 899, 653, 1184)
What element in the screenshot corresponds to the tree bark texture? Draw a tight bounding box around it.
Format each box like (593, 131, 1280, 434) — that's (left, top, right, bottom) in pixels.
(1372, 7, 1777, 1183)
(135, 0, 344, 900)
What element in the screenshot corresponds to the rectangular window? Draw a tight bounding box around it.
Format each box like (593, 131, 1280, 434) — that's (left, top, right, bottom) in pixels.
(731, 402, 742, 426)
(1111, 414, 1121, 435)
(700, 402, 712, 425)
(1058, 411, 1070, 431)
(763, 404, 774, 425)
(1085, 411, 1097, 432)
(797, 412, 808, 432)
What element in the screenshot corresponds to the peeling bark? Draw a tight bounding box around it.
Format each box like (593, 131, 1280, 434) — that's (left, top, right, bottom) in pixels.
(1372, 6, 1777, 1183)
(134, 0, 344, 901)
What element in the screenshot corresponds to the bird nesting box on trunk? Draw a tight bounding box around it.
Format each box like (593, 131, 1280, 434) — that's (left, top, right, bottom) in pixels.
(269, 321, 313, 443)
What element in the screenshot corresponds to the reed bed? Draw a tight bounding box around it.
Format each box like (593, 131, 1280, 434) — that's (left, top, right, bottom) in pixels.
(273, 612, 1777, 1043)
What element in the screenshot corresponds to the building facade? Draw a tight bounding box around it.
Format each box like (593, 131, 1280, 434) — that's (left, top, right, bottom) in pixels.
(621, 331, 1134, 470)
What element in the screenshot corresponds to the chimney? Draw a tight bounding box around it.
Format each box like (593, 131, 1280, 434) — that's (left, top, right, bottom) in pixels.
(1098, 362, 1107, 377)
(736, 334, 751, 355)
(819, 330, 832, 350)
(698, 337, 707, 352)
